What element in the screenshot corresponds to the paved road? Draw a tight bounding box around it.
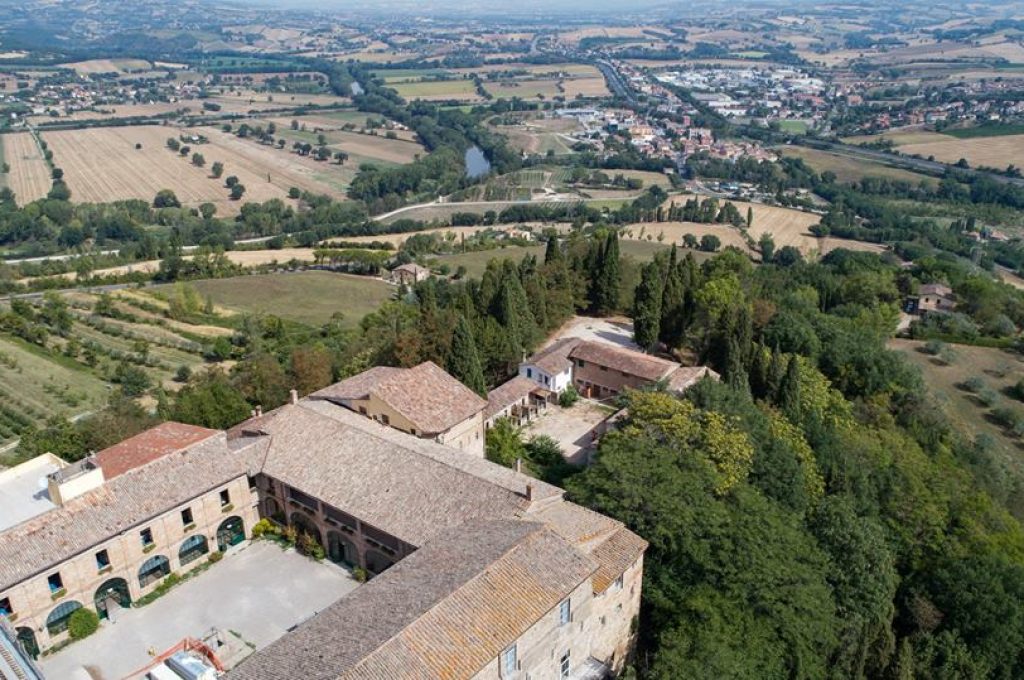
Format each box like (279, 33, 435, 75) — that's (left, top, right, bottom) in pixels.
(39, 541, 358, 680)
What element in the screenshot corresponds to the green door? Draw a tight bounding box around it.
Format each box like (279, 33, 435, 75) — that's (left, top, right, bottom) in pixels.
(217, 516, 245, 551)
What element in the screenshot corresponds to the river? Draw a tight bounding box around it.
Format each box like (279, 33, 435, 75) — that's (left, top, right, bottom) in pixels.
(465, 145, 491, 179)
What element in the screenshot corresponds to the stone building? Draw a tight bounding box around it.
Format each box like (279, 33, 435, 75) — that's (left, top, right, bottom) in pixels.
(1, 384, 646, 679)
(519, 338, 717, 400)
(311, 361, 487, 456)
(227, 397, 647, 680)
(0, 423, 260, 656)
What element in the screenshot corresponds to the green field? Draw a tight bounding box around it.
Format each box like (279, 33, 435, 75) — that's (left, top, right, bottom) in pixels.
(372, 68, 454, 83)
(890, 338, 1024, 515)
(434, 239, 673, 278)
(780, 147, 937, 185)
(944, 123, 1024, 139)
(393, 79, 479, 99)
(435, 245, 547, 278)
(183, 271, 393, 326)
(0, 334, 109, 446)
(778, 120, 810, 134)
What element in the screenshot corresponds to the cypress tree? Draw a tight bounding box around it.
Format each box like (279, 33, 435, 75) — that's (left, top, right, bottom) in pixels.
(633, 262, 663, 351)
(596, 232, 621, 315)
(749, 344, 769, 399)
(447, 315, 487, 396)
(544, 235, 563, 265)
(779, 356, 802, 416)
(725, 337, 749, 393)
(767, 346, 786, 398)
(660, 260, 687, 347)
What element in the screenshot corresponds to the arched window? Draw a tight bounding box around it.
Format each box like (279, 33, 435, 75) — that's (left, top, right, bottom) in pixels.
(138, 554, 171, 589)
(179, 534, 209, 566)
(46, 600, 82, 635)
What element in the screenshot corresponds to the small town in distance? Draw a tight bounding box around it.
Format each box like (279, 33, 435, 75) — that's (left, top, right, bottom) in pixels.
(2, 0, 1024, 678)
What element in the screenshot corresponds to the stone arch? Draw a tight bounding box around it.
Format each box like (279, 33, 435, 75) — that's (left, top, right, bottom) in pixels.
(216, 515, 245, 551)
(179, 534, 210, 567)
(94, 577, 131, 620)
(365, 549, 395, 576)
(290, 511, 322, 545)
(326, 530, 358, 567)
(45, 600, 82, 636)
(264, 496, 284, 523)
(138, 554, 171, 589)
(16, 627, 38, 659)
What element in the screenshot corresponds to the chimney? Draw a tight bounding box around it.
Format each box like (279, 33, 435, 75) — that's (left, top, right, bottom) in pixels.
(290, 389, 298, 405)
(515, 458, 523, 473)
(255, 405, 263, 417)
(525, 483, 534, 501)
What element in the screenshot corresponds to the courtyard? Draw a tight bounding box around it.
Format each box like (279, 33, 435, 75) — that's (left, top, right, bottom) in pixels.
(524, 400, 618, 465)
(39, 540, 359, 680)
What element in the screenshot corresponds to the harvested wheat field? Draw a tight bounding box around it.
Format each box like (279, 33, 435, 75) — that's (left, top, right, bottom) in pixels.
(736, 200, 883, 256)
(198, 127, 355, 199)
(623, 222, 753, 253)
(895, 134, 1024, 170)
(60, 58, 152, 74)
(2, 132, 51, 205)
(42, 126, 238, 208)
(42, 125, 354, 211)
(323, 130, 424, 164)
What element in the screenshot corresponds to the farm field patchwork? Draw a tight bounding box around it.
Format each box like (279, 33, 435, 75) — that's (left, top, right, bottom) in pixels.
(179, 271, 394, 326)
(896, 134, 1024, 170)
(779, 147, 937, 185)
(391, 78, 482, 101)
(59, 58, 152, 74)
(1, 132, 51, 205)
(41, 125, 253, 210)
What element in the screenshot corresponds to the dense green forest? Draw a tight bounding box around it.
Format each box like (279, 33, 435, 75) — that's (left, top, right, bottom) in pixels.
(571, 247, 1024, 679)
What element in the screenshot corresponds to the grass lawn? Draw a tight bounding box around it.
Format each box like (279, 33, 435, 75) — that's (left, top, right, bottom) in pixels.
(435, 246, 546, 278)
(393, 79, 479, 99)
(0, 334, 109, 444)
(435, 240, 674, 278)
(780, 147, 936, 185)
(778, 120, 809, 134)
(183, 271, 393, 326)
(890, 338, 1024, 516)
(943, 123, 1024, 139)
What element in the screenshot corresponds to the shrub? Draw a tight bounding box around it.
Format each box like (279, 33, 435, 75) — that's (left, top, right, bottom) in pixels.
(281, 525, 298, 545)
(353, 567, 369, 583)
(252, 518, 277, 539)
(559, 385, 579, 408)
(67, 608, 99, 640)
(978, 388, 999, 407)
(924, 339, 946, 356)
(208, 551, 224, 564)
(961, 376, 985, 393)
(992, 406, 1023, 431)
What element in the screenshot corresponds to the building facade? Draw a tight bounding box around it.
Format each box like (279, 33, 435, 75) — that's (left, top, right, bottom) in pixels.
(0, 427, 260, 656)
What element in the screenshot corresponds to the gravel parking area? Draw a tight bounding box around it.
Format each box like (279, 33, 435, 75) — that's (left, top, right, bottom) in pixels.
(542, 316, 638, 351)
(40, 540, 359, 680)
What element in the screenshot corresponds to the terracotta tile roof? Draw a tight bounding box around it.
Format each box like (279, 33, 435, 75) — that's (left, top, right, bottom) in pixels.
(590, 526, 649, 593)
(310, 366, 402, 402)
(226, 520, 598, 680)
(569, 340, 680, 382)
(95, 422, 220, 479)
(525, 337, 581, 375)
(484, 376, 541, 420)
(313, 362, 486, 435)
(0, 433, 258, 592)
(665, 366, 719, 393)
(251, 402, 558, 546)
